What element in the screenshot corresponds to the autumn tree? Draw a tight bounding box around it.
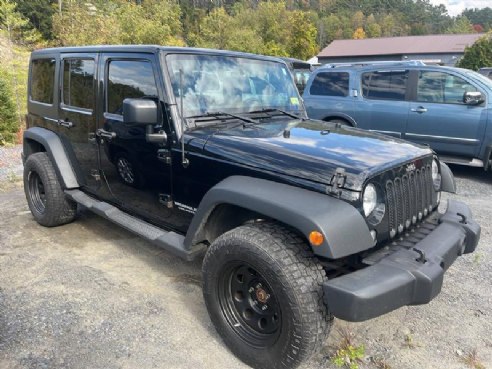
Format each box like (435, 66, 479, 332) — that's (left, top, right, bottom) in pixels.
(446, 16, 475, 34)
(353, 27, 366, 39)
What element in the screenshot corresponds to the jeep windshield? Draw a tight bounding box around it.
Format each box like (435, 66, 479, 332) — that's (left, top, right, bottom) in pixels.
(165, 53, 302, 119)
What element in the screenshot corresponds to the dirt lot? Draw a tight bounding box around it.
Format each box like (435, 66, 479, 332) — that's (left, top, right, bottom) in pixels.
(0, 147, 491, 369)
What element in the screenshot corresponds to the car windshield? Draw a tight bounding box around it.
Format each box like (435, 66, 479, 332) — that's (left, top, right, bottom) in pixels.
(165, 53, 302, 118)
(464, 69, 492, 90)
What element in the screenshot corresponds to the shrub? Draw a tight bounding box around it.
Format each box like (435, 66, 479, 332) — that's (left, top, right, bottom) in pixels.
(0, 72, 18, 145)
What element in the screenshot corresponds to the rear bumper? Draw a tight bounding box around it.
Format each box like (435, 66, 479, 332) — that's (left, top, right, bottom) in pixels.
(323, 200, 480, 322)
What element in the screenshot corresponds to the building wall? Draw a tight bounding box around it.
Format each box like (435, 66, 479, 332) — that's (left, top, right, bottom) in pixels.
(318, 53, 463, 67)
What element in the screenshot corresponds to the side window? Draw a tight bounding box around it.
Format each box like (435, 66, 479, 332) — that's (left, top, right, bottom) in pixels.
(417, 71, 478, 104)
(310, 72, 349, 97)
(106, 60, 158, 115)
(63, 59, 95, 110)
(31, 59, 56, 104)
(361, 70, 408, 100)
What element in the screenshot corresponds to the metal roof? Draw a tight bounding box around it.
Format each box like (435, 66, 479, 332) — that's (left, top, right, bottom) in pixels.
(318, 33, 483, 58)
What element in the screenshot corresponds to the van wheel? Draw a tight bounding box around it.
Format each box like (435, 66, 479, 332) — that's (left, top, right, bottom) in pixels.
(202, 222, 332, 369)
(24, 152, 77, 227)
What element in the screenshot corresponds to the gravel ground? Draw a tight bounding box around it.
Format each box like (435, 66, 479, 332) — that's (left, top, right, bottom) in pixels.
(0, 145, 491, 369)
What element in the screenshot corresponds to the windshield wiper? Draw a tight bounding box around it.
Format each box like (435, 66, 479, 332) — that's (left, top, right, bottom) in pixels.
(247, 108, 306, 121)
(187, 111, 260, 125)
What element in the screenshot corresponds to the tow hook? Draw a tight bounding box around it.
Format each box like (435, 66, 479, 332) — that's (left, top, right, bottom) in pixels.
(457, 212, 467, 224)
(413, 248, 427, 264)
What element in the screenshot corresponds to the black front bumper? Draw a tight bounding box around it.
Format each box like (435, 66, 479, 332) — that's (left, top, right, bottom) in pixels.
(323, 200, 480, 322)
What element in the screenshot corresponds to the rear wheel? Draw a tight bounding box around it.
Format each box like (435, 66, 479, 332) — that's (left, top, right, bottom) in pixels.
(24, 152, 77, 227)
(202, 222, 332, 369)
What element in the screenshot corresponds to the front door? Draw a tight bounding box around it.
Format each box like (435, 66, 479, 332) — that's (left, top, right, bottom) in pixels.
(405, 70, 486, 158)
(58, 54, 100, 191)
(95, 53, 183, 231)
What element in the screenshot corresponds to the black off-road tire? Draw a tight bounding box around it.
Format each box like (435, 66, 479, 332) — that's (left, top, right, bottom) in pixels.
(24, 152, 77, 227)
(202, 222, 333, 369)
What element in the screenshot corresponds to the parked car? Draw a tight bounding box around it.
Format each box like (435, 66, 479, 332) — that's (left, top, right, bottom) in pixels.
(23, 47, 479, 369)
(303, 61, 492, 170)
(478, 67, 492, 79)
(280, 57, 313, 94)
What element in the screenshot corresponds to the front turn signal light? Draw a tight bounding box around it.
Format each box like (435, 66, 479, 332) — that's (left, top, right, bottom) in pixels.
(309, 231, 324, 246)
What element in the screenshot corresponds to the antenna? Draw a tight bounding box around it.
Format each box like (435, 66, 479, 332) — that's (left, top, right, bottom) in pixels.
(179, 69, 189, 168)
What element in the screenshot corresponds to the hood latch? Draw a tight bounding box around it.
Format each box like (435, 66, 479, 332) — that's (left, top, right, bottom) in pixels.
(326, 168, 347, 197)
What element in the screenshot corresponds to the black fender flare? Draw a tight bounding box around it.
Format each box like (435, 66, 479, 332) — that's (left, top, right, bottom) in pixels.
(184, 176, 373, 259)
(440, 162, 456, 193)
(23, 127, 79, 189)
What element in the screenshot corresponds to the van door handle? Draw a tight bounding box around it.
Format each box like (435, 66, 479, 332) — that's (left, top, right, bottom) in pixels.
(96, 128, 116, 140)
(58, 120, 73, 128)
(411, 107, 428, 114)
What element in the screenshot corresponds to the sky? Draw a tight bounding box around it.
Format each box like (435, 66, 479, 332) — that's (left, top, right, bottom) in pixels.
(429, 0, 491, 16)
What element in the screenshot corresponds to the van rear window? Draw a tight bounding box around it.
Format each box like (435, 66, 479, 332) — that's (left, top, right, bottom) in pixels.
(31, 59, 56, 104)
(310, 72, 349, 97)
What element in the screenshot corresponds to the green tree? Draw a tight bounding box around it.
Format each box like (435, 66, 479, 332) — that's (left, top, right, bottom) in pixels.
(446, 16, 474, 34)
(288, 10, 318, 59)
(0, 71, 18, 145)
(457, 32, 492, 71)
(462, 7, 492, 31)
(14, 0, 55, 40)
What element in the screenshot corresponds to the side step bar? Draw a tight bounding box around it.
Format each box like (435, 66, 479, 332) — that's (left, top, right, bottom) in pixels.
(65, 189, 206, 261)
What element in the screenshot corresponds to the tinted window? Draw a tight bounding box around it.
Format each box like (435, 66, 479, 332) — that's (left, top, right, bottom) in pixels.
(107, 60, 158, 115)
(310, 72, 349, 97)
(63, 59, 95, 110)
(417, 71, 479, 104)
(362, 70, 408, 100)
(31, 59, 55, 104)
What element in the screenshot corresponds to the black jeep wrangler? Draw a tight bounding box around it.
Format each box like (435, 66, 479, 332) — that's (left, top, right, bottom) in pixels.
(23, 46, 480, 369)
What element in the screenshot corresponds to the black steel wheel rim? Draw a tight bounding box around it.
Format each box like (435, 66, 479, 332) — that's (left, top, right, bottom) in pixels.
(28, 171, 46, 214)
(117, 157, 135, 184)
(218, 262, 282, 347)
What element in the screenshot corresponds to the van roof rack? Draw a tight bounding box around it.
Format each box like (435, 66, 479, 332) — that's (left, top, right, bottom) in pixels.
(321, 60, 426, 69)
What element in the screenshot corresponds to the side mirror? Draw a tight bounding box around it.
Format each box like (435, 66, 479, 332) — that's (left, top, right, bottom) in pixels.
(463, 91, 484, 105)
(123, 98, 167, 144)
(123, 98, 158, 125)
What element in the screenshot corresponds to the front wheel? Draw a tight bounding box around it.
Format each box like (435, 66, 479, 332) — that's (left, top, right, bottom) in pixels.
(202, 222, 332, 369)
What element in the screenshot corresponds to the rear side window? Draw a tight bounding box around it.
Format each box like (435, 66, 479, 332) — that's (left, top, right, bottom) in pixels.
(63, 59, 95, 110)
(31, 59, 56, 104)
(310, 72, 349, 97)
(361, 70, 408, 100)
(106, 60, 158, 115)
(416, 71, 479, 104)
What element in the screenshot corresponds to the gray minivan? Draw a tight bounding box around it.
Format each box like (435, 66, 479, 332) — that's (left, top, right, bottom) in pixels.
(303, 61, 492, 170)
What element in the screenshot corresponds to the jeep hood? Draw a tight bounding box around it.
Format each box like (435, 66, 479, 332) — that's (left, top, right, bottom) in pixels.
(197, 119, 432, 191)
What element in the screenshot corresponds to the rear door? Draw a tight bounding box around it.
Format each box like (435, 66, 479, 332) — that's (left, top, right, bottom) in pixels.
(354, 69, 410, 138)
(58, 54, 100, 191)
(405, 69, 486, 158)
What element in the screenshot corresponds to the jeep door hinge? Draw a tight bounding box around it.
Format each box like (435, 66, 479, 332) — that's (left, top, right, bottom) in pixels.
(159, 194, 173, 208)
(157, 149, 172, 165)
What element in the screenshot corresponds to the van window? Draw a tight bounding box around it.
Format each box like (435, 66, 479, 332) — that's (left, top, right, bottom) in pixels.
(416, 71, 478, 104)
(106, 60, 158, 115)
(31, 59, 56, 104)
(63, 59, 95, 110)
(310, 72, 349, 97)
(362, 70, 408, 100)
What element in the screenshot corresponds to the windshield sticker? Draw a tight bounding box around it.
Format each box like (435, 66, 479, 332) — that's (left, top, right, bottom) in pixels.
(290, 97, 299, 105)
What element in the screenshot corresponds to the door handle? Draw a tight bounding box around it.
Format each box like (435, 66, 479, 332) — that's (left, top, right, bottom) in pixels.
(411, 107, 428, 114)
(96, 128, 116, 140)
(58, 120, 73, 128)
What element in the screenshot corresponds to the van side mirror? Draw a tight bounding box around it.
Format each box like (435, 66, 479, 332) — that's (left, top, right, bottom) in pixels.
(463, 91, 484, 105)
(123, 98, 158, 125)
(123, 98, 167, 144)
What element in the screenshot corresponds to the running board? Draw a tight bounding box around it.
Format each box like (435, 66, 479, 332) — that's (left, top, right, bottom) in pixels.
(65, 189, 206, 261)
(439, 156, 484, 168)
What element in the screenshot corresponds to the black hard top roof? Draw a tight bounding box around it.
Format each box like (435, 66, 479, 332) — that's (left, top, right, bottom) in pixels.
(31, 45, 285, 63)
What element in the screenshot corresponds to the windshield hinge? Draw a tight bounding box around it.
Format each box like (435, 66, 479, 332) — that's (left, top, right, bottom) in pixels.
(159, 194, 173, 208)
(157, 149, 172, 165)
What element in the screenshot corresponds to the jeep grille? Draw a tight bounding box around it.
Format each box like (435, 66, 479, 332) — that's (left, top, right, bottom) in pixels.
(386, 165, 434, 236)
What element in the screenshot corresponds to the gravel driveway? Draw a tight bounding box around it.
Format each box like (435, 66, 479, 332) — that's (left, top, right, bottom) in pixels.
(0, 146, 491, 369)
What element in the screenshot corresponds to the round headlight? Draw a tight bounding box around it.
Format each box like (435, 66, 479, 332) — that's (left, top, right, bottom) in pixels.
(432, 159, 441, 190)
(363, 184, 377, 217)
